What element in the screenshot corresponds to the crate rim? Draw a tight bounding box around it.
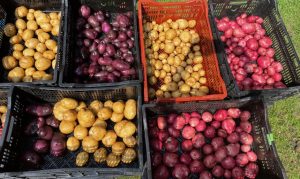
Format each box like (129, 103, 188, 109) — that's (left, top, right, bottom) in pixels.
(138, 0, 227, 103)
(58, 0, 143, 88)
(0, 84, 144, 175)
(208, 0, 300, 98)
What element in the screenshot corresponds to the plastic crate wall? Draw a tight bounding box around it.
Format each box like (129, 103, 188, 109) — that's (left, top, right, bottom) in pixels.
(209, 0, 300, 99)
(143, 98, 287, 179)
(59, 0, 142, 88)
(0, 85, 144, 178)
(0, 0, 66, 87)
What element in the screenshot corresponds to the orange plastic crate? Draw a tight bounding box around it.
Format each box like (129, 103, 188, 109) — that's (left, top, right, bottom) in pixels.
(138, 0, 227, 103)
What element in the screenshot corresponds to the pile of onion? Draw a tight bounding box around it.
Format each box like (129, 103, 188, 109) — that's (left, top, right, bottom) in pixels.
(216, 13, 286, 90)
(149, 109, 259, 179)
(74, 5, 136, 83)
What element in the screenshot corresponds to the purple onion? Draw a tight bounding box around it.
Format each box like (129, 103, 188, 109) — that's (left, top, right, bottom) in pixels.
(88, 15, 99, 27)
(107, 30, 117, 40)
(106, 65, 114, 72)
(95, 71, 108, 82)
(121, 68, 136, 76)
(124, 54, 134, 64)
(116, 14, 130, 27)
(98, 56, 112, 66)
(127, 30, 133, 37)
(95, 12, 105, 22)
(120, 47, 129, 53)
(97, 43, 106, 54)
(120, 42, 128, 48)
(127, 39, 134, 48)
(83, 39, 92, 47)
(112, 70, 121, 77)
(90, 51, 99, 63)
(88, 63, 99, 77)
(105, 12, 110, 18)
(102, 37, 110, 43)
(84, 23, 91, 29)
(102, 21, 112, 33)
(94, 26, 102, 33)
(118, 32, 127, 42)
(34, 139, 49, 154)
(106, 44, 116, 56)
(80, 5, 91, 18)
(107, 73, 117, 82)
(103, 52, 110, 57)
(112, 21, 120, 27)
(84, 29, 97, 39)
(120, 27, 127, 32)
(89, 42, 98, 52)
(94, 39, 101, 44)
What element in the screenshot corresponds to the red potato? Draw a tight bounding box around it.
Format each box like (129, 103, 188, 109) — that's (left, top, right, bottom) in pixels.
(203, 144, 214, 155)
(211, 121, 221, 129)
(203, 155, 217, 168)
(212, 165, 225, 178)
(190, 149, 202, 160)
(195, 120, 206, 132)
(153, 165, 170, 179)
(233, 28, 246, 38)
(149, 127, 159, 138)
(218, 129, 228, 138)
(245, 162, 259, 179)
(151, 152, 162, 167)
(158, 131, 169, 142)
(259, 37, 273, 48)
(271, 61, 283, 72)
(172, 164, 190, 179)
(240, 111, 251, 121)
(190, 160, 205, 173)
(247, 151, 258, 162)
(189, 117, 200, 127)
(26, 104, 53, 117)
(214, 109, 228, 121)
(240, 132, 254, 145)
(173, 115, 186, 130)
(181, 140, 193, 152)
(150, 139, 163, 152)
(165, 137, 178, 153)
(50, 133, 66, 157)
(257, 56, 271, 69)
(227, 132, 240, 143)
(202, 111, 213, 122)
(211, 137, 225, 151)
(215, 146, 228, 162)
(190, 111, 201, 119)
(217, 21, 230, 32)
(221, 156, 236, 169)
(192, 133, 205, 149)
(242, 23, 256, 34)
(157, 116, 167, 130)
(182, 113, 191, 124)
(246, 38, 259, 50)
(180, 153, 192, 165)
(182, 126, 196, 140)
(240, 121, 252, 133)
(199, 171, 213, 179)
(236, 153, 249, 166)
(168, 127, 180, 138)
(167, 114, 177, 124)
(241, 145, 251, 153)
(224, 170, 232, 178)
(163, 152, 178, 168)
(232, 167, 245, 178)
(204, 126, 216, 139)
(222, 118, 236, 134)
(227, 108, 241, 118)
(226, 143, 240, 157)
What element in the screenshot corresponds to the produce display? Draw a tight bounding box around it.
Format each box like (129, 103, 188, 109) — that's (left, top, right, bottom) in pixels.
(148, 109, 259, 179)
(215, 14, 286, 90)
(2, 6, 60, 82)
(54, 98, 138, 167)
(74, 5, 137, 83)
(143, 19, 209, 99)
(22, 103, 64, 168)
(0, 105, 7, 136)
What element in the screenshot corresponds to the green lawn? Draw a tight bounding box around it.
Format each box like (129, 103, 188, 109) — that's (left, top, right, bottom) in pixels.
(269, 0, 300, 179)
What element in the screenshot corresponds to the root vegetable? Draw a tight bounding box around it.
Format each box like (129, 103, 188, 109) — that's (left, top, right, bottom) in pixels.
(151, 152, 162, 167)
(21, 150, 42, 169)
(247, 151, 258, 162)
(212, 165, 225, 177)
(204, 126, 216, 139)
(165, 137, 178, 153)
(211, 137, 225, 151)
(200, 171, 213, 179)
(150, 139, 163, 152)
(240, 132, 254, 145)
(202, 111, 213, 122)
(226, 143, 240, 157)
(236, 153, 249, 166)
(158, 130, 169, 142)
(172, 164, 190, 179)
(180, 153, 192, 165)
(163, 152, 178, 168)
(195, 120, 206, 132)
(181, 140, 193, 152)
(215, 146, 228, 162)
(153, 165, 170, 179)
(214, 109, 227, 121)
(168, 127, 180, 138)
(157, 116, 167, 130)
(50, 133, 66, 157)
(190, 149, 202, 160)
(190, 160, 205, 173)
(33, 139, 49, 154)
(203, 144, 214, 155)
(245, 162, 259, 179)
(221, 156, 236, 169)
(232, 167, 245, 178)
(203, 155, 216, 168)
(182, 126, 195, 139)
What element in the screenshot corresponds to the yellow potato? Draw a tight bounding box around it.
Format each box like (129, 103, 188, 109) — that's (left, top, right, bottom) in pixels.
(25, 67, 36, 76)
(8, 67, 25, 82)
(19, 56, 34, 69)
(2, 56, 17, 70)
(23, 48, 35, 57)
(32, 70, 46, 81)
(27, 20, 38, 30)
(35, 57, 51, 71)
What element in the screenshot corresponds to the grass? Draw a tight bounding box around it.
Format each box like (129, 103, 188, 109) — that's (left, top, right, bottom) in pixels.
(268, 0, 300, 179)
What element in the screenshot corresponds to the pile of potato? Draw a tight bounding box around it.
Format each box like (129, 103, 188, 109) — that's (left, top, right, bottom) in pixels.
(143, 19, 209, 98)
(0, 105, 7, 136)
(2, 6, 60, 82)
(53, 98, 138, 167)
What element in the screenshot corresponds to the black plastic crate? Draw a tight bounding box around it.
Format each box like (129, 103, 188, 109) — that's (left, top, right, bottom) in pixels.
(59, 0, 143, 88)
(0, 85, 144, 178)
(0, 0, 66, 87)
(143, 98, 287, 179)
(209, 0, 300, 99)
